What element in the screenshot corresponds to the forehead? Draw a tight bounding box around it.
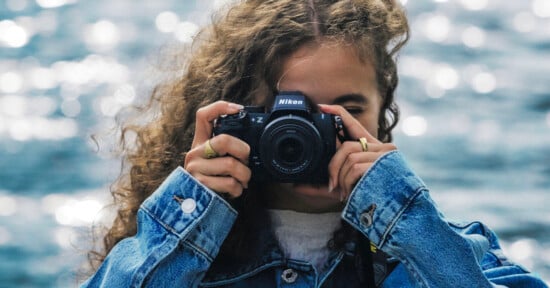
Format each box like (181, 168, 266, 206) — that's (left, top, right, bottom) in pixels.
(277, 42, 379, 104)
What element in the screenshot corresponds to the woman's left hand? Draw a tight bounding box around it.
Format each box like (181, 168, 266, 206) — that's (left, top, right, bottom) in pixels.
(318, 104, 398, 202)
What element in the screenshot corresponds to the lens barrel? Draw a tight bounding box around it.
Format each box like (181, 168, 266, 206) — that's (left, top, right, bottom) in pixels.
(259, 115, 323, 180)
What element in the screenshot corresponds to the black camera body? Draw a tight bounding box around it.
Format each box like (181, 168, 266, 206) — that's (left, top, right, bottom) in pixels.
(213, 92, 345, 183)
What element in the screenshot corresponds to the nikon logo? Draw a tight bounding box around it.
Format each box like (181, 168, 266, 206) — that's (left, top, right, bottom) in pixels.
(278, 99, 303, 105)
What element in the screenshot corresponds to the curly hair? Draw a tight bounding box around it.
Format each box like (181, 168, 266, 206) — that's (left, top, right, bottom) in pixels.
(88, 0, 409, 272)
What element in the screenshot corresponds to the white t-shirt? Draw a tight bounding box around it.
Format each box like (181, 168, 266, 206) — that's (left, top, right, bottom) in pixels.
(268, 209, 342, 273)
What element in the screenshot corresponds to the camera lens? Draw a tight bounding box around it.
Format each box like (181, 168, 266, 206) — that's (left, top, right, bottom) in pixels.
(278, 137, 303, 164)
(259, 115, 323, 180)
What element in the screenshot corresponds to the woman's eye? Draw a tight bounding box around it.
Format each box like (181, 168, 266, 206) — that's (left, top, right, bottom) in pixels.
(344, 106, 364, 115)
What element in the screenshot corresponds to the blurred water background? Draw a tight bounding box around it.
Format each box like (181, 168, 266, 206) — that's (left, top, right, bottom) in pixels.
(0, 0, 549, 287)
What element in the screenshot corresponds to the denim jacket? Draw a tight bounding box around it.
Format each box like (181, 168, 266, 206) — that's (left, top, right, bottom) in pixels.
(81, 151, 548, 287)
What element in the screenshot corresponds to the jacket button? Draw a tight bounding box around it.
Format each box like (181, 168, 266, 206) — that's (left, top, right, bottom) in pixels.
(281, 268, 298, 283)
(360, 212, 373, 227)
(360, 203, 377, 227)
(180, 198, 196, 214)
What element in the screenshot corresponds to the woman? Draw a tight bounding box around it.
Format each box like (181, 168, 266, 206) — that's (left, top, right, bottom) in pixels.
(83, 0, 547, 287)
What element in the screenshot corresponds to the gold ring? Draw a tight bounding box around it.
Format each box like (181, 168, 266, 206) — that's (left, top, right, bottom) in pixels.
(204, 139, 219, 159)
(358, 137, 368, 152)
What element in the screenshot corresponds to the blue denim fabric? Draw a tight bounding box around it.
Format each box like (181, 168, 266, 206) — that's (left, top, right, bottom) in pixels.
(81, 151, 548, 288)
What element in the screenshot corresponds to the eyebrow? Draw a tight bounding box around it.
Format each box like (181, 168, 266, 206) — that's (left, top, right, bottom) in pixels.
(331, 93, 368, 105)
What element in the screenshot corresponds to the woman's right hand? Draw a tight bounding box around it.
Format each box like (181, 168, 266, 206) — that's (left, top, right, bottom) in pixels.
(184, 101, 251, 198)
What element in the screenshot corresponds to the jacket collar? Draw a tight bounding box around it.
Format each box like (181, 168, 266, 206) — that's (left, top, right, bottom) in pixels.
(201, 223, 397, 286)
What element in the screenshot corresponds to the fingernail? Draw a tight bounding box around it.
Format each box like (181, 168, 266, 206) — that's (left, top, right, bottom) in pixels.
(328, 179, 333, 193)
(229, 103, 244, 110)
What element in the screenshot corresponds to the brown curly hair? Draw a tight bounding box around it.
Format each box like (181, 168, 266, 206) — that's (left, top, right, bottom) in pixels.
(88, 0, 409, 272)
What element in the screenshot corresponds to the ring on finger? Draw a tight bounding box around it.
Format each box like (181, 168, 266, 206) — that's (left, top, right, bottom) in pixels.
(358, 137, 369, 152)
(204, 139, 220, 159)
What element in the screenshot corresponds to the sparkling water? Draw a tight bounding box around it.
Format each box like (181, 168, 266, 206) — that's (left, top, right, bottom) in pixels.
(1, 0, 549, 286)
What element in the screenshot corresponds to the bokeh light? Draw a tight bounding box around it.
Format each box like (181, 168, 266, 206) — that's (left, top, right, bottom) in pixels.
(28, 96, 57, 117)
(471, 72, 497, 94)
(156, 11, 180, 33)
(61, 99, 81, 117)
(434, 64, 459, 90)
(402, 116, 428, 136)
(9, 117, 78, 141)
(54, 227, 77, 249)
(114, 84, 136, 105)
(36, 0, 77, 9)
(174, 21, 199, 43)
(460, 0, 488, 11)
(0, 95, 26, 117)
(532, 0, 550, 18)
(508, 239, 536, 266)
(29, 67, 58, 90)
(96, 84, 136, 117)
(42, 193, 105, 227)
(84, 20, 120, 51)
(0, 72, 24, 93)
(212, 0, 239, 10)
(51, 55, 129, 86)
(0, 20, 29, 48)
(55, 198, 103, 226)
(400, 56, 432, 80)
(422, 14, 450, 42)
(0, 196, 17, 217)
(425, 82, 445, 98)
(462, 26, 486, 48)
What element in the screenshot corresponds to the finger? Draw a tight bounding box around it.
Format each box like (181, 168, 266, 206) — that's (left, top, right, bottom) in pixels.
(192, 101, 244, 148)
(339, 152, 383, 182)
(192, 156, 251, 188)
(339, 151, 384, 196)
(193, 174, 245, 198)
(328, 141, 357, 192)
(318, 104, 380, 144)
(340, 162, 372, 202)
(337, 143, 398, 199)
(208, 134, 250, 164)
(329, 140, 393, 193)
(184, 146, 252, 188)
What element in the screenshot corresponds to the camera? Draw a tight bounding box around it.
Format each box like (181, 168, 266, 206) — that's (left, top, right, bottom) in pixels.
(213, 91, 346, 183)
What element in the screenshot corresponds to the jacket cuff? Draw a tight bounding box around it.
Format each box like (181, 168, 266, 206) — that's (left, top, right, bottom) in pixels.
(342, 150, 427, 247)
(141, 167, 237, 258)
